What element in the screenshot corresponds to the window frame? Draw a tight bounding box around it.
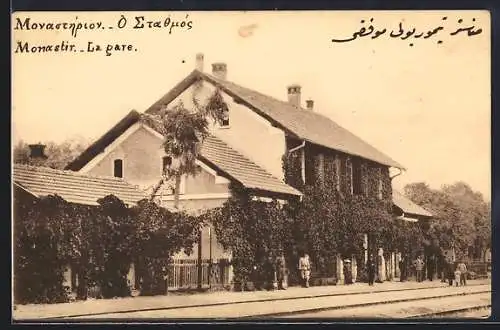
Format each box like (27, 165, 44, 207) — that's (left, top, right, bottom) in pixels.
(334, 155, 341, 192)
(317, 153, 325, 185)
(378, 167, 384, 200)
(346, 157, 353, 195)
(219, 108, 230, 128)
(351, 158, 363, 195)
(113, 158, 124, 178)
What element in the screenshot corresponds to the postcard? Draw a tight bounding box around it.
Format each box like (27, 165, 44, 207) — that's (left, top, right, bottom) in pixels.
(12, 10, 491, 321)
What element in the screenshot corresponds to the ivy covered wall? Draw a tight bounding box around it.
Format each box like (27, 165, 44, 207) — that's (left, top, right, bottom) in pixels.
(282, 138, 409, 279)
(13, 188, 204, 304)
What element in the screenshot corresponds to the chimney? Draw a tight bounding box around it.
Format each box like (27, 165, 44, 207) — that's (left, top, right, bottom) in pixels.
(306, 99, 314, 111)
(212, 63, 227, 80)
(28, 143, 48, 162)
(195, 53, 204, 72)
(287, 84, 301, 107)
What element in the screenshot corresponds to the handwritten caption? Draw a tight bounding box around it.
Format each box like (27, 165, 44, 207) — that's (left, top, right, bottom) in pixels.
(13, 14, 194, 56)
(331, 16, 483, 47)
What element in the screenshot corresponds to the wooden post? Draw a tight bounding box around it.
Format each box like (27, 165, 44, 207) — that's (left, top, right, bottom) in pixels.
(363, 233, 368, 266)
(197, 228, 202, 290)
(208, 226, 212, 290)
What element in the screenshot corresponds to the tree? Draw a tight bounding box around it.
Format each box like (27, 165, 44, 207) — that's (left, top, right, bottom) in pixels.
(146, 91, 228, 208)
(404, 181, 491, 261)
(13, 137, 89, 169)
(133, 90, 228, 293)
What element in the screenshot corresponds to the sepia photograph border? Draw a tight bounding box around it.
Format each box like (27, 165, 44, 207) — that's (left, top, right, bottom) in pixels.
(9, 0, 499, 326)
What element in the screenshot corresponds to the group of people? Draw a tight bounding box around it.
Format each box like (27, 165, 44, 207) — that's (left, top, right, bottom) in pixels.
(299, 253, 379, 287)
(298, 253, 384, 287)
(269, 252, 469, 289)
(443, 260, 468, 287)
(399, 254, 469, 286)
(256, 254, 288, 290)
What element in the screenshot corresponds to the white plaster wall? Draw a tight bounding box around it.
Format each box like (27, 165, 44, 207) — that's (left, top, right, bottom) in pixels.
(167, 82, 287, 181)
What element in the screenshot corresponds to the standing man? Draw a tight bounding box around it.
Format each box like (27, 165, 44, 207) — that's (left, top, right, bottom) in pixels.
(264, 255, 276, 291)
(415, 255, 424, 282)
(457, 260, 468, 286)
(367, 254, 376, 286)
(276, 253, 287, 290)
(343, 259, 353, 285)
(399, 254, 407, 282)
(439, 254, 447, 283)
(427, 255, 435, 281)
(447, 260, 455, 286)
(298, 253, 311, 288)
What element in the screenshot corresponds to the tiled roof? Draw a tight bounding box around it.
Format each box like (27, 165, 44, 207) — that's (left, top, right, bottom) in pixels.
(145, 70, 404, 169)
(13, 164, 146, 206)
(137, 114, 302, 197)
(201, 73, 404, 169)
(392, 190, 432, 218)
(199, 136, 302, 196)
(65, 111, 301, 197)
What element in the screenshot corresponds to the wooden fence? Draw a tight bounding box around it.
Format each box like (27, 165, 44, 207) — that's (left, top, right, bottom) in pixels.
(167, 258, 231, 291)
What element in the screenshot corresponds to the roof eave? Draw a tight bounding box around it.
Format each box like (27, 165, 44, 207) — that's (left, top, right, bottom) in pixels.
(197, 154, 301, 200)
(393, 203, 433, 219)
(247, 187, 302, 200)
(13, 181, 39, 199)
(303, 138, 405, 170)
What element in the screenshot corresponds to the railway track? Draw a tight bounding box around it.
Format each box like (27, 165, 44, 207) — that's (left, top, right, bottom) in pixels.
(64, 284, 491, 320)
(33, 282, 486, 320)
(257, 290, 491, 319)
(410, 305, 491, 319)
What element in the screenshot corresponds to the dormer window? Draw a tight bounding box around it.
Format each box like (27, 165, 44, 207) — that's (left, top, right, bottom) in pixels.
(113, 159, 123, 178)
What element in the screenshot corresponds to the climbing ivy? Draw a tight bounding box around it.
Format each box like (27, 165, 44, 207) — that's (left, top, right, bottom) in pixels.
(13, 191, 206, 304)
(210, 148, 417, 287)
(211, 183, 290, 289)
(281, 149, 423, 280)
(14, 88, 238, 303)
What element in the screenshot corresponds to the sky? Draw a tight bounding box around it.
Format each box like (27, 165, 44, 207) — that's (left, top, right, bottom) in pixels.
(12, 10, 491, 200)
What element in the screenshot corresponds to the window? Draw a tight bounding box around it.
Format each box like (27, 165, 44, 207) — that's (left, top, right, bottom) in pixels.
(334, 155, 341, 192)
(352, 159, 363, 195)
(220, 109, 230, 127)
(378, 168, 384, 199)
(346, 157, 353, 194)
(162, 156, 172, 175)
(362, 164, 369, 196)
(113, 159, 123, 178)
(317, 153, 325, 184)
